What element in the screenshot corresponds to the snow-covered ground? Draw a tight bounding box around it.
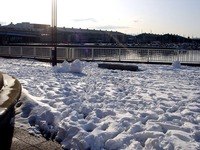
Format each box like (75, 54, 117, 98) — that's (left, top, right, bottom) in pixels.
(1, 58, 200, 150)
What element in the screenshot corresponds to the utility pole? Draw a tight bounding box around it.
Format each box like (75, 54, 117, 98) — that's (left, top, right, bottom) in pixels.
(52, 0, 57, 66)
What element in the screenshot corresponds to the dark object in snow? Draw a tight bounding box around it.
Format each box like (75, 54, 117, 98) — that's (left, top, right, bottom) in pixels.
(98, 63, 139, 71)
(0, 73, 3, 90)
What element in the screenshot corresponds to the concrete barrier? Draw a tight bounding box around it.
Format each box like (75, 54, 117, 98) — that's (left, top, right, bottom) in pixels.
(98, 63, 139, 71)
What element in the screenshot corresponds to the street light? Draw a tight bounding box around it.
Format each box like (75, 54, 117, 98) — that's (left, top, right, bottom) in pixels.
(52, 0, 57, 66)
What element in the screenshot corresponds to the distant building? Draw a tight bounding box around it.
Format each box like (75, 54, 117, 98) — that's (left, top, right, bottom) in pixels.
(56, 27, 126, 44)
(0, 22, 127, 45)
(7, 22, 50, 31)
(1, 22, 198, 49)
(0, 22, 41, 44)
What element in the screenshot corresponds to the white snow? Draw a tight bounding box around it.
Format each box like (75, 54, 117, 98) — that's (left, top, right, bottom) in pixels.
(0, 57, 200, 150)
(53, 59, 84, 73)
(172, 61, 181, 69)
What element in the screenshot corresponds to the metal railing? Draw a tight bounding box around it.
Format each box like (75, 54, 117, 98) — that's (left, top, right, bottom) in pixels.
(0, 46, 200, 64)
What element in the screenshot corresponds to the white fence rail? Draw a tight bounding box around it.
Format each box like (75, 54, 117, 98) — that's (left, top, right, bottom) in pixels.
(0, 46, 200, 64)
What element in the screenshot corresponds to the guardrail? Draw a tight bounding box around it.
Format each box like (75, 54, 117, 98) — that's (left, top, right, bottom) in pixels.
(0, 46, 200, 64)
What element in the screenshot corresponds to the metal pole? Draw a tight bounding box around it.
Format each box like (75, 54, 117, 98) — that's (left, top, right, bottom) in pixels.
(52, 0, 57, 66)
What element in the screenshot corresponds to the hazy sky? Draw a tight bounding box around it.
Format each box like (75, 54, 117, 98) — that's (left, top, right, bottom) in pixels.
(0, 0, 200, 37)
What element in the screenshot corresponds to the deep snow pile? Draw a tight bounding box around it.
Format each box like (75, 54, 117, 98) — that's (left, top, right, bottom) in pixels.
(0, 58, 200, 150)
(172, 61, 181, 69)
(53, 59, 84, 73)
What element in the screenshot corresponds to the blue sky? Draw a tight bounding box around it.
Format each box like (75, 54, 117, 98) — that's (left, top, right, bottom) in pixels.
(0, 0, 200, 37)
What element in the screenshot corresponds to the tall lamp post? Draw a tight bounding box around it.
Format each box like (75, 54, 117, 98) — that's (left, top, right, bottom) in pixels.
(52, 0, 57, 66)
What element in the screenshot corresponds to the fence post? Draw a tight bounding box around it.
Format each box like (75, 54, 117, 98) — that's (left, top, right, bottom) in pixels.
(8, 46, 11, 56)
(147, 49, 150, 62)
(68, 48, 71, 61)
(119, 48, 121, 61)
(177, 49, 180, 61)
(20, 47, 23, 57)
(65, 48, 68, 61)
(33, 47, 36, 58)
(92, 48, 94, 60)
(72, 48, 75, 61)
